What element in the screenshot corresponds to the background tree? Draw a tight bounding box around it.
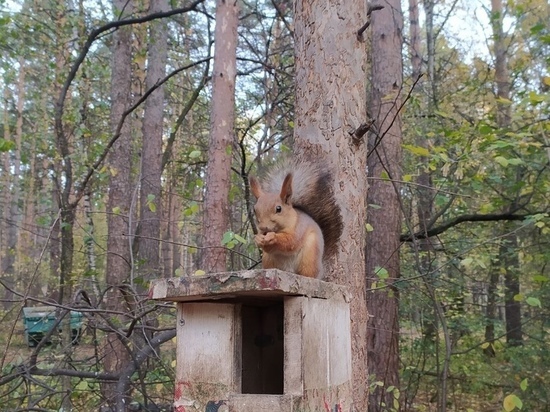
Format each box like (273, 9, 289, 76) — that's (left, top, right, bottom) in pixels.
(365, 0, 404, 409)
(102, 0, 135, 407)
(199, 0, 239, 273)
(135, 0, 169, 289)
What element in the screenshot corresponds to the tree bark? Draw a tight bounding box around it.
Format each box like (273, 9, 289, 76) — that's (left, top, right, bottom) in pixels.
(1, 63, 24, 310)
(366, 0, 404, 409)
(293, 0, 369, 408)
(491, 0, 522, 346)
(102, 0, 135, 406)
(199, 0, 239, 273)
(136, 0, 169, 289)
(502, 229, 522, 345)
(484, 255, 500, 357)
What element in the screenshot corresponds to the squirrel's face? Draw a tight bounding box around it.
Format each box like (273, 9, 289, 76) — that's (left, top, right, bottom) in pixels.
(253, 192, 296, 234)
(250, 174, 297, 234)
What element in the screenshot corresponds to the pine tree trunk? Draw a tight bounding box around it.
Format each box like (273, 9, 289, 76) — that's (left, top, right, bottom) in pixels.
(293, 0, 369, 408)
(366, 0, 404, 409)
(136, 0, 169, 289)
(102, 0, 135, 406)
(199, 0, 239, 273)
(491, 0, 522, 346)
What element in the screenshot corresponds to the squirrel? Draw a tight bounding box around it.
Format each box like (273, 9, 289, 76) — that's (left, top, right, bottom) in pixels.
(249, 159, 343, 279)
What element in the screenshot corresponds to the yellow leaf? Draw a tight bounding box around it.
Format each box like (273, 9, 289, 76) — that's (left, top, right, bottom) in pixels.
(194, 269, 206, 276)
(503, 394, 522, 411)
(403, 144, 430, 157)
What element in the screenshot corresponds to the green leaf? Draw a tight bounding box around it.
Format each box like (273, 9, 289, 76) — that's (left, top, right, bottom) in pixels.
(479, 124, 493, 135)
(494, 156, 509, 167)
(525, 297, 541, 308)
(503, 394, 523, 411)
(402, 144, 429, 157)
(513, 293, 524, 302)
(234, 234, 247, 244)
(221, 231, 234, 245)
(507, 158, 523, 166)
(529, 91, 545, 105)
(189, 150, 201, 159)
(460, 257, 473, 267)
(76, 380, 89, 391)
(380, 171, 390, 180)
(0, 138, 15, 152)
(366, 223, 374, 232)
(496, 96, 512, 105)
(375, 266, 389, 279)
(146, 194, 157, 212)
(520, 378, 528, 391)
(194, 270, 206, 276)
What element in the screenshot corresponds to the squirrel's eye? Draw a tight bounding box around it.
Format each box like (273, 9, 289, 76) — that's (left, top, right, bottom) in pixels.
(275, 205, 282, 213)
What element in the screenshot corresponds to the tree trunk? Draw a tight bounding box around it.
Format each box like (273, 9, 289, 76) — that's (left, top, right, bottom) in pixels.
(136, 0, 169, 289)
(491, 0, 522, 346)
(502, 229, 522, 345)
(484, 253, 500, 357)
(199, 0, 239, 273)
(102, 0, 135, 407)
(409, 0, 422, 83)
(293, 0, 369, 408)
(366, 0, 404, 409)
(1, 64, 23, 310)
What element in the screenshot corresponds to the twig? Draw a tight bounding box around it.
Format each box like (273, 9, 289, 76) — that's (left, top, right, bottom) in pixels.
(357, 4, 385, 39)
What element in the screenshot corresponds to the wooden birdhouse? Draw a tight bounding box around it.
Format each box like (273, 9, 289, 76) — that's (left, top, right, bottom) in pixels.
(149, 269, 353, 412)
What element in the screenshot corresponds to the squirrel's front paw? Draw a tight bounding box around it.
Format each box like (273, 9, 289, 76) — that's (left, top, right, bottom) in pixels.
(254, 233, 266, 246)
(263, 232, 276, 244)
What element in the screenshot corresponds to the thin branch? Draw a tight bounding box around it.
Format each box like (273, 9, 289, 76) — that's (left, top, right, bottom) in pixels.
(357, 4, 385, 39)
(54, 0, 205, 142)
(367, 74, 424, 159)
(73, 57, 211, 207)
(400, 211, 547, 242)
(162, 57, 211, 170)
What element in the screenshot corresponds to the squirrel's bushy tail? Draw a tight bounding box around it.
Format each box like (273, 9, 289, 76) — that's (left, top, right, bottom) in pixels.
(263, 158, 343, 259)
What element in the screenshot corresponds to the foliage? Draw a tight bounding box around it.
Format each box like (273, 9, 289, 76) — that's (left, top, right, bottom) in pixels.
(0, 0, 549, 409)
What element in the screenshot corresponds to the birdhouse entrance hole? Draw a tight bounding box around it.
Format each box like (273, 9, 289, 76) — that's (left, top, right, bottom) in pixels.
(241, 302, 284, 394)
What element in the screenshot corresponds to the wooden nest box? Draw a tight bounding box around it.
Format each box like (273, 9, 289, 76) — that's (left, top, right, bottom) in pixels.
(149, 269, 353, 412)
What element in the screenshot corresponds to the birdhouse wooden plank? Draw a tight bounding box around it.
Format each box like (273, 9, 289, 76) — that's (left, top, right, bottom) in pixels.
(149, 269, 353, 412)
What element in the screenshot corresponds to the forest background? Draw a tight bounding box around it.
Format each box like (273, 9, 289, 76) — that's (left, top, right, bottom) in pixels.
(0, 0, 549, 411)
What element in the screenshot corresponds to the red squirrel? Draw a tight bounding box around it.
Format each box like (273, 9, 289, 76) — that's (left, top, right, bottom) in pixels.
(249, 159, 343, 279)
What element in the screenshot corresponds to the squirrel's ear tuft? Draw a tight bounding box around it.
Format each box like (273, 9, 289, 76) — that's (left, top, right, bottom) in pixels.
(249, 176, 262, 199)
(280, 173, 293, 204)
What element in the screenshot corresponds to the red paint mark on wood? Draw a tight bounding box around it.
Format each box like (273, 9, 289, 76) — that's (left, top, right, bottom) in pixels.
(257, 274, 279, 289)
(174, 381, 191, 400)
(323, 395, 331, 412)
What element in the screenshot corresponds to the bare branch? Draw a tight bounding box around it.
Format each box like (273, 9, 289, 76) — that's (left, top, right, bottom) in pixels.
(357, 4, 385, 39)
(400, 211, 547, 242)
